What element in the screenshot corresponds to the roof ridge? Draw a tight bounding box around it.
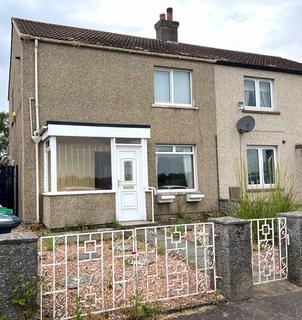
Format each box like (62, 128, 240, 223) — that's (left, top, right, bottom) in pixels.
(12, 17, 302, 73)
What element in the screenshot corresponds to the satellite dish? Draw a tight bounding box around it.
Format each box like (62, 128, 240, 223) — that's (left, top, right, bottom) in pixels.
(236, 116, 255, 134)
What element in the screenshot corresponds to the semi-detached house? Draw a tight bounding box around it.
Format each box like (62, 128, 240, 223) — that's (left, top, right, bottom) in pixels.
(8, 8, 302, 229)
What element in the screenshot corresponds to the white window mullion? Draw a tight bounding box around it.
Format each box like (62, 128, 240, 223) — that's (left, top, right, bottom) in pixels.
(44, 145, 49, 192)
(111, 138, 117, 191)
(50, 137, 57, 192)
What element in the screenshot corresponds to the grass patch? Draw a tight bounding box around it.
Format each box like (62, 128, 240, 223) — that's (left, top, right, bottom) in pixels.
(232, 167, 297, 220)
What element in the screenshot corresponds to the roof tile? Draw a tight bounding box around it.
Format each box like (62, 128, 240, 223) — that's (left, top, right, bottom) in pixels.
(12, 18, 302, 74)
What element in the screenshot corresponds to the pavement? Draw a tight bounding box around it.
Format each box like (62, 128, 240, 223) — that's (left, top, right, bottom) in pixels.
(162, 280, 302, 320)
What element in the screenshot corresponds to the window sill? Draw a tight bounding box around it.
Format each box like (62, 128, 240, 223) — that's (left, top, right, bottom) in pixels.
(42, 190, 116, 196)
(247, 187, 284, 193)
(156, 189, 198, 194)
(152, 104, 199, 110)
(242, 109, 280, 115)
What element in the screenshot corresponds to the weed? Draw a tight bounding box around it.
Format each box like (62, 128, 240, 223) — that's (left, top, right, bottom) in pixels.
(125, 257, 134, 266)
(9, 274, 39, 320)
(196, 239, 204, 246)
(156, 243, 164, 255)
(173, 225, 185, 236)
(86, 297, 94, 320)
(214, 289, 221, 305)
(232, 166, 297, 220)
(0, 314, 5, 320)
(175, 197, 191, 223)
(44, 238, 54, 251)
(111, 218, 122, 230)
(74, 296, 84, 320)
(107, 276, 113, 289)
(124, 293, 160, 320)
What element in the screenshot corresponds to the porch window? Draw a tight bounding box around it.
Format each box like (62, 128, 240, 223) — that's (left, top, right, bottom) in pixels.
(45, 137, 112, 192)
(247, 146, 276, 187)
(156, 145, 195, 191)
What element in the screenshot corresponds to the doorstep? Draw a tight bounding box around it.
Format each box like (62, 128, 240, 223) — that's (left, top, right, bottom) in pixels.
(118, 220, 158, 228)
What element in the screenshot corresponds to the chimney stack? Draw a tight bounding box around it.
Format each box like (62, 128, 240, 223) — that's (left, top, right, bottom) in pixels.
(154, 7, 179, 42)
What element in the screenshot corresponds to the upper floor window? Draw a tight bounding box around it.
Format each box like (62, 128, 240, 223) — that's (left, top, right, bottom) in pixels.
(247, 146, 276, 188)
(156, 145, 195, 191)
(244, 78, 273, 110)
(154, 68, 192, 106)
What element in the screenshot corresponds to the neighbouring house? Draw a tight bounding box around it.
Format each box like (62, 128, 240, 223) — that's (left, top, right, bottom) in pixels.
(8, 8, 302, 228)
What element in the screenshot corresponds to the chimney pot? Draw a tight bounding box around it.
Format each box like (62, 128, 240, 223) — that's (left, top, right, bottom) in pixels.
(167, 7, 173, 21)
(154, 7, 179, 42)
(159, 13, 166, 20)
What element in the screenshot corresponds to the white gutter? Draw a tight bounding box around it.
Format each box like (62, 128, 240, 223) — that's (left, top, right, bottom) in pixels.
(19, 34, 217, 64)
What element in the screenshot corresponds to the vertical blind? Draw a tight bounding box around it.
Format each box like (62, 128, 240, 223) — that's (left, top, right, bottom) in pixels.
(57, 137, 111, 191)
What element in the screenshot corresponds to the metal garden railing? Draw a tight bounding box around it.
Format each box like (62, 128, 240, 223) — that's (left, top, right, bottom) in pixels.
(39, 223, 216, 319)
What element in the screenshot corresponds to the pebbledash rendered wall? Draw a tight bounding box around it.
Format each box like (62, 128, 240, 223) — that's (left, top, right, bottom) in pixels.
(9, 30, 219, 228)
(215, 65, 302, 203)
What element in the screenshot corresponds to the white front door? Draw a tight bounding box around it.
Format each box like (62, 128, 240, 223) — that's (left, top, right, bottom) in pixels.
(116, 147, 146, 221)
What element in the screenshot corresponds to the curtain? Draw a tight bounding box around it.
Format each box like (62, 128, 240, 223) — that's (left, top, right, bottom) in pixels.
(57, 137, 111, 191)
(247, 149, 260, 185)
(263, 149, 275, 184)
(260, 82, 271, 108)
(244, 80, 256, 106)
(183, 155, 193, 188)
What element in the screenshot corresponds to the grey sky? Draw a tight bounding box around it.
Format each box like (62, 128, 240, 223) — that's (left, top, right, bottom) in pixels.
(1, 0, 302, 111)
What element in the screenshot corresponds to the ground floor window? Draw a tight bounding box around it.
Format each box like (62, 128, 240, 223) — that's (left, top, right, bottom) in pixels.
(156, 145, 195, 190)
(45, 137, 112, 192)
(57, 137, 111, 191)
(247, 146, 276, 187)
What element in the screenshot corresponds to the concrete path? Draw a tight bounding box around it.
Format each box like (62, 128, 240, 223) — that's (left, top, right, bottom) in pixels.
(162, 281, 302, 320)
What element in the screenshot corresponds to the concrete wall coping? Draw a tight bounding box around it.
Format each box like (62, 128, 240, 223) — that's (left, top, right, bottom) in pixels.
(0, 232, 39, 244)
(277, 211, 302, 219)
(209, 216, 250, 225)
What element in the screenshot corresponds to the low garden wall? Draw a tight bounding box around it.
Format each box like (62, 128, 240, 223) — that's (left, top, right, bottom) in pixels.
(1, 212, 302, 319)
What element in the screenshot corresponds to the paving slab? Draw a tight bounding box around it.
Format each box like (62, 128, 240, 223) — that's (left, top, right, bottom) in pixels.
(162, 280, 302, 320)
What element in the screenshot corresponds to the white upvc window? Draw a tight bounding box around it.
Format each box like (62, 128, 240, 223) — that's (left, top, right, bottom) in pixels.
(154, 68, 192, 106)
(155, 145, 196, 192)
(244, 77, 273, 110)
(44, 137, 113, 193)
(247, 146, 277, 188)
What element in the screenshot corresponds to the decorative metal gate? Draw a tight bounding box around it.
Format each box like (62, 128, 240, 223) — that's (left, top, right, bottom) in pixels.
(39, 223, 216, 319)
(250, 218, 289, 285)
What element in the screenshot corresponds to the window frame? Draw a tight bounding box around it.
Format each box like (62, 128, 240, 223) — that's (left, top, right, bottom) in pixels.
(244, 77, 274, 111)
(246, 146, 277, 189)
(44, 136, 115, 195)
(154, 68, 193, 107)
(155, 144, 197, 193)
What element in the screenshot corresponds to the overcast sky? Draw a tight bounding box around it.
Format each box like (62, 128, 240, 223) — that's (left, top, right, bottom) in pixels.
(1, 0, 302, 111)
